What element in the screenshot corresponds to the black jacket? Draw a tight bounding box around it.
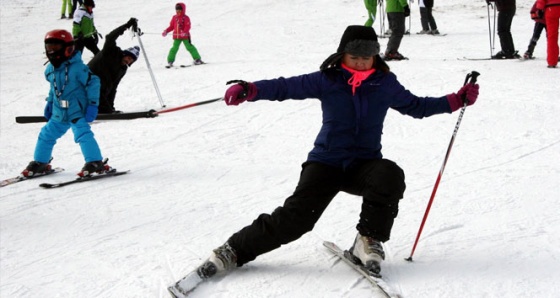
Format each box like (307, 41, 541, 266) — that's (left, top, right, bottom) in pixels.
(87, 23, 131, 107)
(487, 0, 516, 11)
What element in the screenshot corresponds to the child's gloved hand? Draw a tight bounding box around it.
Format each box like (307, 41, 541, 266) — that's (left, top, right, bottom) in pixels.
(85, 105, 98, 122)
(44, 102, 53, 120)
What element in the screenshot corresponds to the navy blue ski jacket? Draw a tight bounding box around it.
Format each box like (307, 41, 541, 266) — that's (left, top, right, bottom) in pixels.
(252, 68, 452, 169)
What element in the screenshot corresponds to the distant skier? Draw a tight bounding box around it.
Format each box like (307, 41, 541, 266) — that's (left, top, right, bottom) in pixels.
(486, 0, 520, 59)
(536, 0, 560, 68)
(417, 0, 439, 35)
(72, 0, 100, 56)
(384, 0, 411, 60)
(168, 25, 480, 297)
(162, 2, 203, 67)
(60, 0, 72, 19)
(87, 18, 141, 114)
(22, 29, 112, 178)
(523, 1, 547, 59)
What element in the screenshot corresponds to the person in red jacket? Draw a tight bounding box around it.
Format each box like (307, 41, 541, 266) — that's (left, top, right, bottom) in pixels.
(523, 1, 547, 59)
(162, 2, 203, 67)
(536, 0, 560, 67)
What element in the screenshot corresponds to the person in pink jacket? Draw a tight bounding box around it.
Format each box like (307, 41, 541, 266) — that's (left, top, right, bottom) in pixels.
(536, 0, 560, 67)
(162, 2, 203, 67)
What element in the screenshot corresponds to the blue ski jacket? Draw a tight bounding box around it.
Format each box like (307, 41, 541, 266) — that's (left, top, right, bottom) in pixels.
(252, 68, 452, 169)
(45, 51, 100, 123)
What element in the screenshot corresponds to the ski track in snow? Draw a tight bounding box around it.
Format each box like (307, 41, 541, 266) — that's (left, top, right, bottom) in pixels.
(2, 0, 560, 297)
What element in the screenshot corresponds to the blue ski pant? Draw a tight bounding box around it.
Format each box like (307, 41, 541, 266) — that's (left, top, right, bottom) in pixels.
(33, 118, 103, 164)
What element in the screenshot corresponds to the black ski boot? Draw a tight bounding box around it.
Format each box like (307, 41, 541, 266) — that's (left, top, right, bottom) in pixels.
(78, 158, 111, 177)
(21, 161, 52, 177)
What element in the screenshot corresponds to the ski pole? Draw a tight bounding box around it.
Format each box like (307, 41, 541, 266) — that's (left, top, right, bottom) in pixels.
(406, 0, 412, 35)
(486, 3, 493, 57)
(156, 97, 223, 114)
(492, 5, 497, 55)
(135, 27, 166, 108)
(379, 0, 385, 36)
(405, 71, 480, 262)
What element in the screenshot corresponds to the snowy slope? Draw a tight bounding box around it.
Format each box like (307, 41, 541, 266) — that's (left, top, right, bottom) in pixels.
(1, 0, 559, 297)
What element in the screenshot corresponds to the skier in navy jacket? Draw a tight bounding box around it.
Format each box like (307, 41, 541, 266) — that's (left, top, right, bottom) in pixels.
(168, 25, 480, 296)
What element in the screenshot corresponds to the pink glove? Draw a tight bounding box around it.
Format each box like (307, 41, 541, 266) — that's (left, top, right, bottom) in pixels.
(447, 84, 479, 112)
(224, 82, 257, 106)
(162, 31, 167, 37)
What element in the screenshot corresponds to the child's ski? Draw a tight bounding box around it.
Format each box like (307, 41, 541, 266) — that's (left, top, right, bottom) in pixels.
(1, 168, 64, 187)
(39, 169, 129, 188)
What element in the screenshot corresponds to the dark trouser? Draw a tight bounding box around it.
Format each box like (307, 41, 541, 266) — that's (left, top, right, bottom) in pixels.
(419, 7, 437, 31)
(527, 22, 546, 54)
(386, 12, 406, 54)
(70, 0, 82, 17)
(75, 36, 100, 56)
(98, 83, 117, 114)
(227, 159, 406, 266)
(497, 9, 516, 54)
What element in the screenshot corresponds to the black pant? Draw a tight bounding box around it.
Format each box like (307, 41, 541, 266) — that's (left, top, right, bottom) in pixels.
(70, 0, 82, 17)
(386, 12, 406, 54)
(228, 159, 406, 266)
(527, 22, 546, 53)
(419, 7, 437, 31)
(497, 9, 516, 54)
(75, 36, 100, 56)
(98, 83, 117, 113)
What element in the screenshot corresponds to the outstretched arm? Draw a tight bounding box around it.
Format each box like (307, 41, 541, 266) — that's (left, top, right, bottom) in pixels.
(104, 18, 137, 49)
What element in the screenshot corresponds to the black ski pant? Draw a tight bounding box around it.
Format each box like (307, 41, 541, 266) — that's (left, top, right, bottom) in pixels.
(75, 36, 100, 57)
(497, 9, 516, 55)
(227, 159, 406, 266)
(98, 83, 118, 114)
(526, 22, 546, 54)
(419, 7, 437, 31)
(386, 12, 406, 54)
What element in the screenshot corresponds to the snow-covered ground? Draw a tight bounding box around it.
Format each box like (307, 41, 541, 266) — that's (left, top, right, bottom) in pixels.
(1, 0, 559, 297)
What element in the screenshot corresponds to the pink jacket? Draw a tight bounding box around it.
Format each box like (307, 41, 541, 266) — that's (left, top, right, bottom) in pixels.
(163, 3, 191, 40)
(536, 0, 560, 10)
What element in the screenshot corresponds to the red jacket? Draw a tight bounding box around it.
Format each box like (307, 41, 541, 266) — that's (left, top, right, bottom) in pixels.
(537, 0, 560, 9)
(163, 3, 191, 40)
(530, 2, 546, 23)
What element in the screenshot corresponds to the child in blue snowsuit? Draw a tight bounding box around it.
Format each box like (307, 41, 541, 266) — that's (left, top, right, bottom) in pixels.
(22, 29, 110, 177)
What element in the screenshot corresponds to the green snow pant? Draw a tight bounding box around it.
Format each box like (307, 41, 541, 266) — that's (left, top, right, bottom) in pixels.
(61, 0, 72, 15)
(364, 0, 377, 27)
(166, 39, 201, 63)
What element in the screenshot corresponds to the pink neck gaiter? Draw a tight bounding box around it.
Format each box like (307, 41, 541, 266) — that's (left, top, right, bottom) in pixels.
(341, 63, 376, 95)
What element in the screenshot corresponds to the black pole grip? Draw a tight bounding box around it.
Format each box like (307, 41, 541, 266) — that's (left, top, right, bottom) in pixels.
(226, 80, 249, 98)
(461, 71, 480, 104)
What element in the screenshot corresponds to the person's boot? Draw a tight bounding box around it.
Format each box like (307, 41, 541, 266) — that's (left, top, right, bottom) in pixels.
(347, 233, 385, 276)
(78, 159, 111, 177)
(21, 160, 52, 177)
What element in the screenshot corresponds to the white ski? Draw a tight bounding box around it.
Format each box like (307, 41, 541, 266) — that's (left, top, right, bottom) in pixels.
(167, 270, 204, 298)
(323, 241, 402, 298)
